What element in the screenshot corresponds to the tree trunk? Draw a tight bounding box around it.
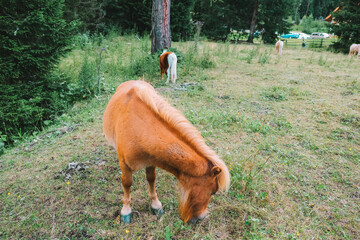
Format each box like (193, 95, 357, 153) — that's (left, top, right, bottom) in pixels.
(247, 0, 258, 43)
(151, 0, 171, 54)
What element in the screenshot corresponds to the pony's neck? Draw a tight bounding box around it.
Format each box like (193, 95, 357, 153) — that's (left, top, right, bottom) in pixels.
(158, 141, 209, 178)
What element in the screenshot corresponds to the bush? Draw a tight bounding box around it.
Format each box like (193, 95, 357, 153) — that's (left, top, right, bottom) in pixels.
(0, 0, 77, 148)
(0, 0, 76, 84)
(0, 75, 78, 145)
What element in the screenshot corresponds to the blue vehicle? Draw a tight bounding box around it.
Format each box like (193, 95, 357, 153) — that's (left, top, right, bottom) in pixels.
(280, 32, 299, 39)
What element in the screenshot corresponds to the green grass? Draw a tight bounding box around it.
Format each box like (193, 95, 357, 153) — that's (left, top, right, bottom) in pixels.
(1, 36, 360, 239)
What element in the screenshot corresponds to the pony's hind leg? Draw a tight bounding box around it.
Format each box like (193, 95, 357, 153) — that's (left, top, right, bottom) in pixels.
(119, 161, 133, 223)
(165, 67, 170, 84)
(146, 167, 163, 216)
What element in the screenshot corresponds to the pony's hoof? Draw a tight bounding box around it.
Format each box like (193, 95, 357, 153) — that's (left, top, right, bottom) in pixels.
(151, 207, 164, 217)
(121, 213, 132, 223)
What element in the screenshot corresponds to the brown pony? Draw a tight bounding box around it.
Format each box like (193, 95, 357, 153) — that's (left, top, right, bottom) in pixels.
(103, 80, 230, 223)
(159, 50, 177, 84)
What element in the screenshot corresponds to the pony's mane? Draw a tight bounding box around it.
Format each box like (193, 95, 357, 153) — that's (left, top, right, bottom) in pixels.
(133, 81, 230, 191)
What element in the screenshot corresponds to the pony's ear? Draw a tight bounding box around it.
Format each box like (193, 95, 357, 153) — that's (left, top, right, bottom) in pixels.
(211, 166, 222, 176)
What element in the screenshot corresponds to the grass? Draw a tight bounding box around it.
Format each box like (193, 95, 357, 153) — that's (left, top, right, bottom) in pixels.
(1, 36, 360, 239)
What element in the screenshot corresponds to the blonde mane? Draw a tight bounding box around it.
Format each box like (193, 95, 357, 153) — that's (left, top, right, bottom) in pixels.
(132, 81, 230, 191)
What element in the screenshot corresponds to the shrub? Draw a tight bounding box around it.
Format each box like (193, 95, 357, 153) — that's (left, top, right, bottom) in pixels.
(0, 75, 77, 145)
(0, 0, 76, 84)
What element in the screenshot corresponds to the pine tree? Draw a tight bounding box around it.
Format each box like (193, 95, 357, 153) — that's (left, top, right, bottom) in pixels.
(331, 1, 360, 53)
(103, 0, 152, 34)
(0, 0, 76, 144)
(171, 0, 196, 41)
(249, 0, 292, 44)
(0, 0, 75, 84)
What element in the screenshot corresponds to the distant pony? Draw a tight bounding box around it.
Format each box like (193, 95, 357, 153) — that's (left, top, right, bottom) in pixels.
(275, 40, 284, 55)
(103, 80, 230, 223)
(159, 49, 177, 84)
(349, 44, 360, 56)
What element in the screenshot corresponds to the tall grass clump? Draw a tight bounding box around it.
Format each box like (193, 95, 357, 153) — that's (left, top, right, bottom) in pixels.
(245, 47, 260, 64)
(78, 54, 97, 97)
(257, 50, 271, 65)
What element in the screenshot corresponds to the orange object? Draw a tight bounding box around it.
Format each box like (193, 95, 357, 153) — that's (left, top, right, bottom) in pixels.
(103, 80, 230, 222)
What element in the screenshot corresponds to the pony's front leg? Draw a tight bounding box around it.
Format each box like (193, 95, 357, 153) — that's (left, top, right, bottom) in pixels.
(119, 162, 133, 223)
(146, 167, 163, 217)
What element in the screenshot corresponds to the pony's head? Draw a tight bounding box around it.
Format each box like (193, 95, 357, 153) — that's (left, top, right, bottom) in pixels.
(178, 166, 223, 223)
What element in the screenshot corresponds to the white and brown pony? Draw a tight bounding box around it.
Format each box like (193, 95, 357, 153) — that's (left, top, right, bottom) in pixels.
(275, 40, 284, 55)
(349, 44, 360, 56)
(103, 80, 230, 223)
(159, 49, 177, 84)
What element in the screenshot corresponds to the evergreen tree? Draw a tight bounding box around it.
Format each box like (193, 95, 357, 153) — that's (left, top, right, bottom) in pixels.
(103, 0, 195, 41)
(0, 0, 76, 144)
(171, 0, 196, 41)
(331, 1, 360, 53)
(103, 0, 152, 34)
(0, 0, 75, 84)
(63, 0, 105, 33)
(192, 0, 237, 41)
(295, 0, 339, 19)
(259, 0, 292, 44)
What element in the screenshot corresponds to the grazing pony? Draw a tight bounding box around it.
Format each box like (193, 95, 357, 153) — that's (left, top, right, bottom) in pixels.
(159, 50, 177, 84)
(103, 80, 230, 223)
(349, 44, 360, 56)
(275, 40, 284, 55)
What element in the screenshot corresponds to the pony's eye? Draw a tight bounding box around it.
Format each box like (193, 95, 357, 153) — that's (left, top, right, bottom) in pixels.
(211, 192, 215, 195)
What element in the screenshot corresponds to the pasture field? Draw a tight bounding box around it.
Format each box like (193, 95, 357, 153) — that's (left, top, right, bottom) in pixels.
(1, 36, 359, 239)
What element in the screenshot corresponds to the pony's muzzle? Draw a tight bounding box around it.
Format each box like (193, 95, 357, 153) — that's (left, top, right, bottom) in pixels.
(189, 211, 207, 224)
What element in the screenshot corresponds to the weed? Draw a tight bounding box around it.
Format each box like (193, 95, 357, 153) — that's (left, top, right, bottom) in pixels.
(245, 47, 259, 64)
(318, 54, 328, 66)
(340, 114, 360, 127)
(261, 86, 289, 101)
(258, 50, 271, 65)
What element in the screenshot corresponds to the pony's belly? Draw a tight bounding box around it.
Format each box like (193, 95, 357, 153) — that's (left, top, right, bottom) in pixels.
(123, 155, 152, 172)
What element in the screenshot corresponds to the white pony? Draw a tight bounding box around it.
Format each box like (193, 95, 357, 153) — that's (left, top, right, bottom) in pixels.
(349, 44, 360, 56)
(275, 40, 284, 55)
(159, 49, 178, 84)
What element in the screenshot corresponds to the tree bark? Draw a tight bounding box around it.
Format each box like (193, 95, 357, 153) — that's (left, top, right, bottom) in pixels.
(151, 0, 171, 54)
(247, 0, 258, 43)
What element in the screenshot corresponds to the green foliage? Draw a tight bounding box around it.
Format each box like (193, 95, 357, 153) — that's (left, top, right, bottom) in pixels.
(171, 0, 196, 41)
(261, 86, 289, 101)
(0, 76, 79, 145)
(330, 0, 360, 53)
(103, 0, 152, 35)
(0, 0, 77, 147)
(294, 14, 329, 34)
(63, 0, 105, 33)
(103, 0, 195, 41)
(78, 54, 97, 97)
(257, 50, 270, 65)
(245, 47, 260, 64)
(258, 0, 292, 44)
(192, 0, 233, 41)
(0, 0, 76, 84)
(296, 0, 338, 19)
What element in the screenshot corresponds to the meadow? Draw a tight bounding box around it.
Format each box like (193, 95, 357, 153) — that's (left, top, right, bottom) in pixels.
(1, 35, 359, 239)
